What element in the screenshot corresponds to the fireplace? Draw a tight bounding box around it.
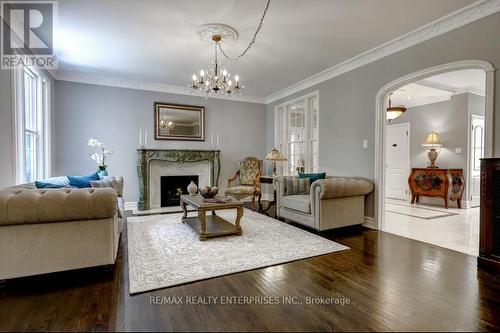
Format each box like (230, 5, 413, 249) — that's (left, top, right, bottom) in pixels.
(137, 149, 220, 211)
(161, 175, 198, 207)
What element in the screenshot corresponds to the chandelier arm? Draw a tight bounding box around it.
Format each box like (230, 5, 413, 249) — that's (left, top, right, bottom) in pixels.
(218, 0, 271, 61)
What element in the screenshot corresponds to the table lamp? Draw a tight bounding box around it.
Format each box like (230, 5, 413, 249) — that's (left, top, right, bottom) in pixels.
(264, 148, 287, 176)
(421, 131, 443, 168)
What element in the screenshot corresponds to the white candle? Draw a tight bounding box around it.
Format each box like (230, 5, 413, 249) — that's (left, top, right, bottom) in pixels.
(139, 129, 142, 146)
(144, 130, 148, 147)
(216, 132, 220, 147)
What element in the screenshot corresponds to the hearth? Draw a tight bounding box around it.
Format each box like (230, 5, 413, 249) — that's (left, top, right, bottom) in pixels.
(161, 175, 198, 207)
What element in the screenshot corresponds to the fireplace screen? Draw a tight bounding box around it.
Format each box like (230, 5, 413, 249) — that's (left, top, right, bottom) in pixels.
(161, 175, 199, 207)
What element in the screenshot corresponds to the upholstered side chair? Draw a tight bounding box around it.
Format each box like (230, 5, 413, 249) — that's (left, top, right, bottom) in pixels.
(225, 157, 263, 211)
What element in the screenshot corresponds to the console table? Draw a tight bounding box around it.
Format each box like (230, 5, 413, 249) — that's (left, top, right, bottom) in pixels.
(408, 168, 464, 209)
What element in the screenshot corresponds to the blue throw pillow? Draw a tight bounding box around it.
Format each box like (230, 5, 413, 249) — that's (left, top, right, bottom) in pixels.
(299, 172, 326, 183)
(68, 172, 100, 188)
(35, 177, 71, 189)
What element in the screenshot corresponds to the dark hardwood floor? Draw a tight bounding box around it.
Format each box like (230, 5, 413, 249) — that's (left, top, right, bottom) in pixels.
(1, 211, 500, 331)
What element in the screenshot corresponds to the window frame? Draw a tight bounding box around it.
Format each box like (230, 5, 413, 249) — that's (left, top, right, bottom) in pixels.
(274, 91, 319, 176)
(12, 64, 51, 184)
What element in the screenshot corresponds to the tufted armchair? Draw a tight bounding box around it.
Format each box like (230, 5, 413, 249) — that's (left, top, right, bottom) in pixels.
(225, 157, 263, 211)
(274, 176, 374, 231)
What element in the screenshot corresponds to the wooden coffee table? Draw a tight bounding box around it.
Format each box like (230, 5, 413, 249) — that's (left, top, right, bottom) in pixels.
(180, 195, 244, 241)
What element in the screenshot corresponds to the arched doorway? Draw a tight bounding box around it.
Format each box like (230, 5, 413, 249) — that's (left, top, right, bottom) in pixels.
(374, 60, 495, 233)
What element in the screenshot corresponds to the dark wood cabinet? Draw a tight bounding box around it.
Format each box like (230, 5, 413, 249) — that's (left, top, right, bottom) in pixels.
(478, 158, 500, 271)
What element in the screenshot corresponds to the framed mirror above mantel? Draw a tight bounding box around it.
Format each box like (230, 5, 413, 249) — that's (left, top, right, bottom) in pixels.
(154, 102, 205, 141)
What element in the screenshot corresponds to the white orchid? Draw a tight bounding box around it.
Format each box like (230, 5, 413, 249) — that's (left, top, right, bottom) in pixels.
(88, 138, 113, 171)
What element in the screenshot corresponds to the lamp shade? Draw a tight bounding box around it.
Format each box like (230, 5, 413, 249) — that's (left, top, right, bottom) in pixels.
(422, 131, 442, 147)
(265, 148, 287, 161)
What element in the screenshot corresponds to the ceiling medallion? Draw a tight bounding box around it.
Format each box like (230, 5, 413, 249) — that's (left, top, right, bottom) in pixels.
(190, 0, 271, 97)
(197, 23, 238, 44)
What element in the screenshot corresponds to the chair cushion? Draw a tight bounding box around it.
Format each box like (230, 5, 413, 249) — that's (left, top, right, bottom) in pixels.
(299, 172, 326, 183)
(226, 186, 256, 197)
(90, 178, 123, 197)
(35, 176, 72, 189)
(68, 172, 100, 188)
(285, 177, 310, 195)
(282, 194, 311, 214)
(239, 158, 261, 185)
(100, 176, 124, 197)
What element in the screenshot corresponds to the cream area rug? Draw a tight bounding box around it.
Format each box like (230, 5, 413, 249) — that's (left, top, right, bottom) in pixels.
(127, 209, 348, 294)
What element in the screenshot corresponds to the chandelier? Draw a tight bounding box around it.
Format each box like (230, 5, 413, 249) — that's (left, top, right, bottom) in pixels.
(190, 0, 271, 97)
(191, 34, 241, 96)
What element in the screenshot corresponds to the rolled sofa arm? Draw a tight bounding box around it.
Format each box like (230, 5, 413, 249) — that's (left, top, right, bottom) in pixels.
(0, 188, 117, 226)
(310, 177, 374, 200)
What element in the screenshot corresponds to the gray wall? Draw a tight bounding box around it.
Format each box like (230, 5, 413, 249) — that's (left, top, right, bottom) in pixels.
(267, 13, 500, 217)
(53, 81, 267, 202)
(391, 93, 485, 203)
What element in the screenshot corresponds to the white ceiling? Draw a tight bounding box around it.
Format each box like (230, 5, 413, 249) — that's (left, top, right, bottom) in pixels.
(391, 69, 486, 108)
(54, 0, 476, 98)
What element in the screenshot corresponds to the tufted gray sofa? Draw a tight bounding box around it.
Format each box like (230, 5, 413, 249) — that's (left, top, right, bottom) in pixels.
(274, 176, 374, 231)
(0, 179, 124, 280)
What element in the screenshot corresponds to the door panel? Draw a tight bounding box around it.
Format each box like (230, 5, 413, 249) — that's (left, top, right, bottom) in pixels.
(470, 115, 485, 207)
(386, 124, 410, 200)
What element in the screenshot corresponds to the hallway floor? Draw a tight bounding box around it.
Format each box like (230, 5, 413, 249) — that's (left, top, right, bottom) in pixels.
(384, 198, 480, 256)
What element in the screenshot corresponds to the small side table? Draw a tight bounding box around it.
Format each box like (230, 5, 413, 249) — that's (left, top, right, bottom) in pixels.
(258, 176, 275, 216)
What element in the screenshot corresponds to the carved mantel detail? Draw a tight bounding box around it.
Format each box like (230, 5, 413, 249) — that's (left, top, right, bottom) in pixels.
(137, 149, 221, 211)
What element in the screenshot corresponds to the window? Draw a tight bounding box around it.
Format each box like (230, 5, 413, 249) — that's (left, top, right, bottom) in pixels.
(275, 92, 319, 175)
(13, 65, 51, 184)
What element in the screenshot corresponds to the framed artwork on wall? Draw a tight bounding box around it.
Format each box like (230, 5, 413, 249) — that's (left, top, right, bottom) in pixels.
(154, 102, 205, 141)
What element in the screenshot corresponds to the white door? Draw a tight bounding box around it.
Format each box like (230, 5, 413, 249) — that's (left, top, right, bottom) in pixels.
(386, 123, 410, 200)
(469, 115, 485, 207)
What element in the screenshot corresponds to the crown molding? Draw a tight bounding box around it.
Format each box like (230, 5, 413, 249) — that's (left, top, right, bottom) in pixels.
(51, 70, 266, 104)
(415, 80, 485, 96)
(264, 0, 500, 104)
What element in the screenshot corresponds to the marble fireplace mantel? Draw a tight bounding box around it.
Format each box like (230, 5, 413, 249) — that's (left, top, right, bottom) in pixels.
(137, 149, 221, 211)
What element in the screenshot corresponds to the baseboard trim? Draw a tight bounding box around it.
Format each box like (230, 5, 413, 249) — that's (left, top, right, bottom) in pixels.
(363, 216, 376, 229)
(125, 202, 138, 211)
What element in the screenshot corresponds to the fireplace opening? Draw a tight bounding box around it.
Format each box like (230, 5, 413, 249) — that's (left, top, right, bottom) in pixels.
(161, 175, 199, 207)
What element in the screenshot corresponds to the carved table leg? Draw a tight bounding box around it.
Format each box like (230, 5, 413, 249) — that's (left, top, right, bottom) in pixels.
(199, 209, 207, 241)
(411, 195, 416, 204)
(235, 207, 243, 236)
(457, 196, 462, 209)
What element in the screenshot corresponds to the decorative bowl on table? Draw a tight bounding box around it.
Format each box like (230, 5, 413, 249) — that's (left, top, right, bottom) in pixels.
(199, 186, 219, 199)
